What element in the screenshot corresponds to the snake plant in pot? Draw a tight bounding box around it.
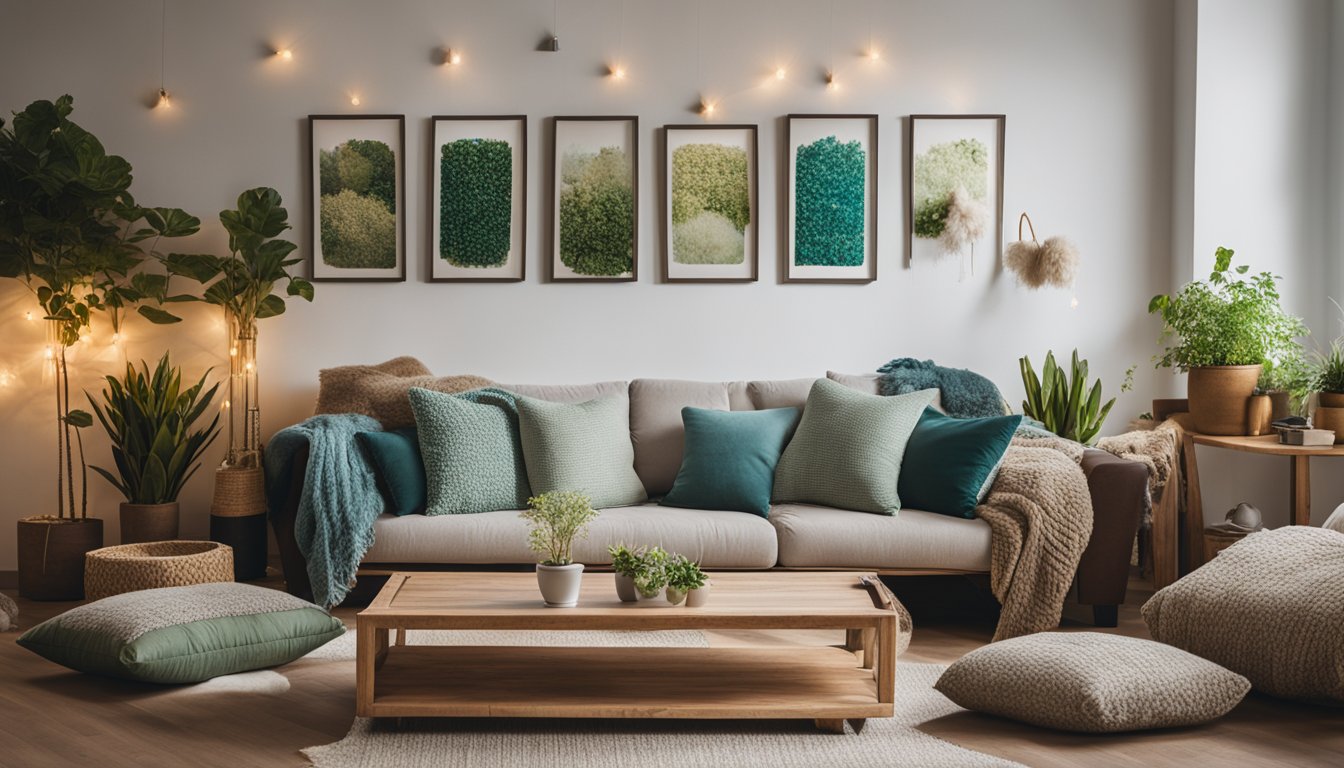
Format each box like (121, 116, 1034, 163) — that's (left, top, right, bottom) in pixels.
(88, 354, 221, 544)
(1019, 349, 1115, 445)
(521, 491, 598, 607)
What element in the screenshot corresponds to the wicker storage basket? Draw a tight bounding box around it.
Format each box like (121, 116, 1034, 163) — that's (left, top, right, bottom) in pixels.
(84, 541, 234, 601)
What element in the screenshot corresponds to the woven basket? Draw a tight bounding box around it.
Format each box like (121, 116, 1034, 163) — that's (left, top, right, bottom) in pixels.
(84, 541, 234, 601)
(212, 466, 267, 518)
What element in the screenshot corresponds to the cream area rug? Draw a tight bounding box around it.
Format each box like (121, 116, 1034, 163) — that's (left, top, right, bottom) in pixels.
(300, 631, 1020, 768)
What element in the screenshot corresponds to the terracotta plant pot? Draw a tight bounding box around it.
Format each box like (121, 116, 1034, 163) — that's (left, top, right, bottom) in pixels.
(1319, 392, 1344, 409)
(1246, 395, 1273, 437)
(614, 572, 637, 603)
(686, 583, 711, 608)
(1187, 365, 1262, 435)
(536, 563, 584, 608)
(1314, 406, 1344, 444)
(1267, 391, 1292, 421)
(120, 502, 180, 544)
(17, 517, 104, 601)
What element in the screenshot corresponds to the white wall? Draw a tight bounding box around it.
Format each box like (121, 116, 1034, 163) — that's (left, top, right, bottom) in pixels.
(0, 0, 1185, 568)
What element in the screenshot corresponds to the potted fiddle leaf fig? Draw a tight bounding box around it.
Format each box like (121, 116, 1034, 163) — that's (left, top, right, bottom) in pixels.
(664, 554, 708, 607)
(1149, 247, 1306, 435)
(0, 95, 200, 600)
(521, 491, 598, 607)
(87, 353, 221, 544)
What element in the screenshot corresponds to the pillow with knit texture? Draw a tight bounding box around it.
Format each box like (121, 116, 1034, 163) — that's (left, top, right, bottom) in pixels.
(515, 394, 647, 509)
(409, 387, 531, 515)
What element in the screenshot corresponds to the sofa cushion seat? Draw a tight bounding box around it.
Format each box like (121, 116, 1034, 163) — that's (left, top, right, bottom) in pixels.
(769, 503, 992, 571)
(362, 504, 778, 568)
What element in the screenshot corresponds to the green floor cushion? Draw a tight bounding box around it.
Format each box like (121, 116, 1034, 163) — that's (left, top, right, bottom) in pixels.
(410, 387, 531, 515)
(18, 582, 345, 684)
(935, 632, 1250, 733)
(772, 379, 935, 515)
(515, 394, 647, 509)
(356, 427, 427, 516)
(661, 406, 801, 517)
(899, 407, 1022, 518)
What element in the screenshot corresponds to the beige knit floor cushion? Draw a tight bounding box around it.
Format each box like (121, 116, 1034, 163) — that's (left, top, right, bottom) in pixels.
(934, 632, 1250, 733)
(1143, 527, 1344, 704)
(314, 356, 492, 429)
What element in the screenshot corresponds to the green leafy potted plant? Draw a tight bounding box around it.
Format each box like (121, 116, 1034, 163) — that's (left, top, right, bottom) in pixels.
(609, 543, 645, 603)
(1149, 247, 1306, 435)
(0, 95, 199, 600)
(633, 546, 669, 603)
(1257, 346, 1312, 420)
(1019, 349, 1115, 445)
(664, 554, 708, 607)
(87, 354, 221, 544)
(521, 491, 598, 607)
(1311, 337, 1344, 443)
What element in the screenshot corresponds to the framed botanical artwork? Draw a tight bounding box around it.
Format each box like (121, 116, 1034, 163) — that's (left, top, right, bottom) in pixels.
(308, 115, 406, 282)
(784, 114, 878, 283)
(906, 114, 1006, 271)
(429, 116, 527, 282)
(662, 124, 758, 283)
(550, 116, 638, 282)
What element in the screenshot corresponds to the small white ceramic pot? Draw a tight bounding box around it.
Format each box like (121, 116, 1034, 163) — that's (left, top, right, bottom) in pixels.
(536, 563, 584, 607)
(665, 586, 688, 606)
(614, 572, 637, 602)
(686, 583, 711, 608)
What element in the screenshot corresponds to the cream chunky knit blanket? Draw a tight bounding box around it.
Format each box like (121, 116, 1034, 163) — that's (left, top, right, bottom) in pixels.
(978, 436, 1093, 641)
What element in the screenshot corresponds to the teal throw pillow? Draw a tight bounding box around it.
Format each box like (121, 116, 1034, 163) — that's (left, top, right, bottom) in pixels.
(772, 378, 936, 515)
(661, 406, 801, 517)
(356, 427, 426, 516)
(410, 387, 531, 515)
(899, 407, 1022, 518)
(17, 582, 345, 684)
(515, 394, 647, 509)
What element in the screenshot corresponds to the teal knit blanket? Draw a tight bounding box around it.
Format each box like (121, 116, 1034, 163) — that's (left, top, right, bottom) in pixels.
(264, 413, 383, 609)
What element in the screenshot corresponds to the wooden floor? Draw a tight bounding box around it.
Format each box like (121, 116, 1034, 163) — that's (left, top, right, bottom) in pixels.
(2, 574, 1341, 768)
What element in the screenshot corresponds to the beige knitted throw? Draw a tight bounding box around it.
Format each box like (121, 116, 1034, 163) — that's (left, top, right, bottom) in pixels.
(1098, 419, 1182, 520)
(978, 436, 1093, 641)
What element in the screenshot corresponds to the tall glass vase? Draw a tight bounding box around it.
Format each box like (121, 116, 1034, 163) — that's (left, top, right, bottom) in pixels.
(225, 314, 262, 469)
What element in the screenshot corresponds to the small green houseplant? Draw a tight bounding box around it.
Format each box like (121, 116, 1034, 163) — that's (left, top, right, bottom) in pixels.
(1314, 341, 1344, 403)
(608, 543, 646, 602)
(664, 555, 708, 607)
(1148, 247, 1306, 434)
(521, 491, 598, 607)
(87, 353, 221, 543)
(633, 546, 670, 601)
(1019, 349, 1115, 445)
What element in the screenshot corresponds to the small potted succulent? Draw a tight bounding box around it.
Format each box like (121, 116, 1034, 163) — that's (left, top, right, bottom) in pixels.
(608, 543, 645, 602)
(664, 555, 708, 607)
(633, 546, 669, 603)
(520, 491, 598, 608)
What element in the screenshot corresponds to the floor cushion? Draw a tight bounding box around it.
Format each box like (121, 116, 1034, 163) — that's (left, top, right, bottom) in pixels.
(935, 632, 1250, 732)
(17, 582, 344, 684)
(1143, 527, 1344, 704)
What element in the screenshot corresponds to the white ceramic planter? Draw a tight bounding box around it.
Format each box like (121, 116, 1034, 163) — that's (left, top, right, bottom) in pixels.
(686, 583, 711, 608)
(536, 563, 584, 607)
(614, 572, 637, 602)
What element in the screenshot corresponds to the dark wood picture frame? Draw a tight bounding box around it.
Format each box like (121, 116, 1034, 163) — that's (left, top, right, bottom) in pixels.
(661, 123, 759, 283)
(905, 114, 1006, 267)
(427, 115, 528, 283)
(549, 116, 639, 282)
(783, 114, 879, 284)
(307, 114, 407, 282)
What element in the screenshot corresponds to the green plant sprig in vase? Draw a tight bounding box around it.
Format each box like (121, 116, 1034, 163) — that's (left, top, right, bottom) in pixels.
(664, 555, 708, 606)
(522, 491, 598, 608)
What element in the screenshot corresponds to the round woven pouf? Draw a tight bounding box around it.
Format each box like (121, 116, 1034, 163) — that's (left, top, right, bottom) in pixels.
(84, 541, 235, 601)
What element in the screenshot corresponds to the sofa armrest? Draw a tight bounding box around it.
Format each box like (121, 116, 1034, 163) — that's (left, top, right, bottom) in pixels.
(270, 443, 315, 603)
(1075, 448, 1148, 612)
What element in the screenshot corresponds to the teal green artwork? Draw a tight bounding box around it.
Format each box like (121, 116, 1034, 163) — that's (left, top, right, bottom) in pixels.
(794, 135, 866, 266)
(671, 143, 749, 265)
(318, 139, 397, 268)
(558, 146, 634, 276)
(440, 138, 513, 268)
(912, 138, 988, 239)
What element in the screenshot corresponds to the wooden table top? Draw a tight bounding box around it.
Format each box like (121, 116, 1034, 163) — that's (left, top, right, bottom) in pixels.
(1189, 433, 1344, 457)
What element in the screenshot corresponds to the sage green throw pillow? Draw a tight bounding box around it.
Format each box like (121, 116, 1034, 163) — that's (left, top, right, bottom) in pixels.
(772, 378, 936, 515)
(515, 394, 647, 509)
(17, 582, 345, 684)
(661, 406, 800, 517)
(409, 387, 531, 515)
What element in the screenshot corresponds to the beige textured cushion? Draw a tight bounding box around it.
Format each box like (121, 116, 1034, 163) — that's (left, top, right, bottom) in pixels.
(500, 381, 628, 403)
(1143, 527, 1344, 703)
(363, 504, 778, 568)
(746, 377, 817, 410)
(315, 356, 492, 429)
(935, 632, 1250, 733)
(628, 379, 731, 496)
(769, 504, 991, 571)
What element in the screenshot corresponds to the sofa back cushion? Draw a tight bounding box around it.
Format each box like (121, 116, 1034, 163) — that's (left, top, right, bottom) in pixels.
(515, 394, 648, 509)
(628, 379, 732, 496)
(500, 380, 628, 403)
(746, 377, 817, 410)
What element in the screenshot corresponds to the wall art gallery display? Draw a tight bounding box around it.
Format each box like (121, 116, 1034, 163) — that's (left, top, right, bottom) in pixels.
(551, 116, 638, 281)
(309, 115, 406, 281)
(430, 116, 527, 282)
(662, 124, 758, 282)
(907, 114, 1006, 271)
(784, 114, 878, 283)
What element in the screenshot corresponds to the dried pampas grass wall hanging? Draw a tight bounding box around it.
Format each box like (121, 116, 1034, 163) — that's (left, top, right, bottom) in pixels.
(1003, 212, 1079, 304)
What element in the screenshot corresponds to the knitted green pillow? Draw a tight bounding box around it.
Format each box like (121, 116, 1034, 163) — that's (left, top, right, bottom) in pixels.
(772, 378, 936, 515)
(409, 387, 531, 515)
(515, 394, 647, 509)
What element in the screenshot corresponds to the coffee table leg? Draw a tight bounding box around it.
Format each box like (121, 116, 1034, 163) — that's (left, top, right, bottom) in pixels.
(847, 718, 867, 734)
(876, 615, 896, 704)
(844, 628, 862, 652)
(861, 628, 876, 670)
(814, 718, 846, 734)
(356, 623, 389, 718)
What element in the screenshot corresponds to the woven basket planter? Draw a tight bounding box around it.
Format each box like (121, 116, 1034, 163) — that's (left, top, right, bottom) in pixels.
(84, 540, 234, 601)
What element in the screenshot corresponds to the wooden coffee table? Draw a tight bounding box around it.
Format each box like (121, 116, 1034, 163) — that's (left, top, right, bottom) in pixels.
(356, 570, 899, 733)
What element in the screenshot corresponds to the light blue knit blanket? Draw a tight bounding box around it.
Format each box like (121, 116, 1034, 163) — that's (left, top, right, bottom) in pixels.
(264, 413, 383, 609)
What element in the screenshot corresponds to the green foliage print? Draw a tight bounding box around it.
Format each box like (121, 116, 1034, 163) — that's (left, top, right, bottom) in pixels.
(793, 135, 866, 267)
(345, 139, 396, 213)
(440, 138, 513, 267)
(671, 143, 749, 265)
(319, 189, 396, 268)
(558, 146, 634, 276)
(912, 138, 987, 239)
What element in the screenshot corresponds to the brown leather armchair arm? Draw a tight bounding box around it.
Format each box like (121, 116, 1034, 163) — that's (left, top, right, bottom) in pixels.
(1076, 448, 1149, 626)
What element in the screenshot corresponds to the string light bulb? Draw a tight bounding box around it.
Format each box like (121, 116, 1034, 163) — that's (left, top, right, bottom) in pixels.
(825, 72, 839, 91)
(700, 100, 717, 118)
(155, 88, 172, 109)
(609, 64, 626, 80)
(349, 94, 361, 106)
(444, 48, 462, 66)
(775, 66, 787, 81)
(276, 47, 293, 61)
(1070, 296, 1080, 309)
(24, 311, 33, 322)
